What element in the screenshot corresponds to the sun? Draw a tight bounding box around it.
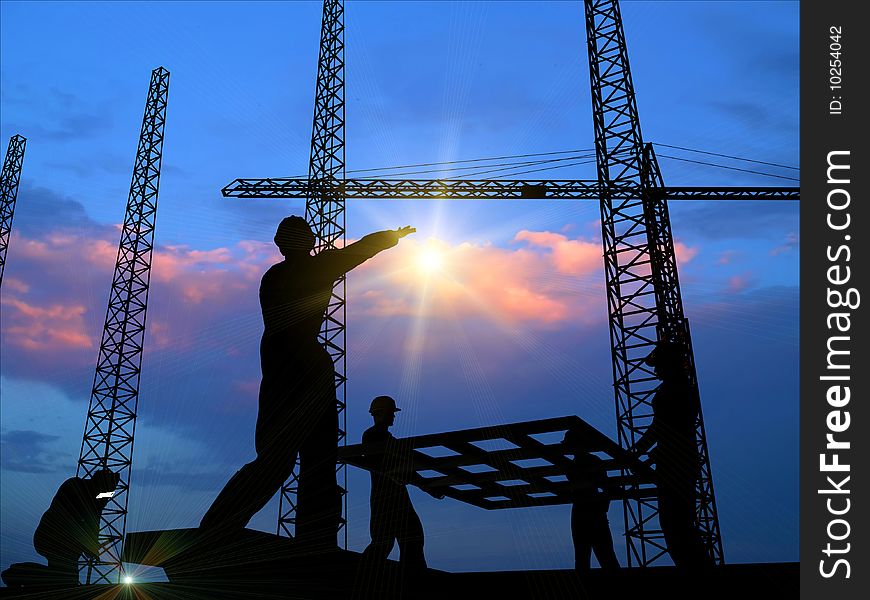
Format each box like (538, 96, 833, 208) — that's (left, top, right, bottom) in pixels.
(417, 247, 445, 275)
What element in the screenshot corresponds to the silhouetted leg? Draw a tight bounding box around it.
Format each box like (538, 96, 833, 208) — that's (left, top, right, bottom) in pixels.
(296, 398, 340, 549)
(590, 514, 620, 570)
(659, 485, 711, 568)
(362, 510, 396, 563)
(201, 372, 305, 531)
(397, 506, 427, 571)
(201, 445, 298, 530)
(358, 509, 397, 592)
(571, 505, 593, 572)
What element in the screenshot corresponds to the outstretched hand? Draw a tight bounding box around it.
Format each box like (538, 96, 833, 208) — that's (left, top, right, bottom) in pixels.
(396, 226, 416, 239)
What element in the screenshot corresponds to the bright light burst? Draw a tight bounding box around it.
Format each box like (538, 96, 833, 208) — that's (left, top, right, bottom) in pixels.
(417, 247, 445, 274)
(123, 575, 134, 585)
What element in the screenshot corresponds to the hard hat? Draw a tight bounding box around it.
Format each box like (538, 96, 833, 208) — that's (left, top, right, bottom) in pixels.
(369, 395, 401, 414)
(274, 216, 314, 252)
(644, 340, 683, 367)
(89, 468, 120, 491)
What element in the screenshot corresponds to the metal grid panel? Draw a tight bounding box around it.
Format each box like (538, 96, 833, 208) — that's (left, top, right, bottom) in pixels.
(339, 416, 653, 510)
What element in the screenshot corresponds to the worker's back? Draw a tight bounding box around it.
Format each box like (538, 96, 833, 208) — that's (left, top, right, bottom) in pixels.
(362, 424, 413, 509)
(567, 452, 609, 515)
(650, 378, 699, 470)
(33, 477, 104, 559)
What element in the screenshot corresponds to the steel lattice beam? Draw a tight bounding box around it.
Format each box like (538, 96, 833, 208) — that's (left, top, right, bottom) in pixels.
(277, 0, 348, 546)
(76, 67, 169, 584)
(222, 177, 798, 201)
(0, 134, 27, 287)
(585, 0, 723, 566)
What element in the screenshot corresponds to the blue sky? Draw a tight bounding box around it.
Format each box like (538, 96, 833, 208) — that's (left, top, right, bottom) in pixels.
(1, 0, 798, 576)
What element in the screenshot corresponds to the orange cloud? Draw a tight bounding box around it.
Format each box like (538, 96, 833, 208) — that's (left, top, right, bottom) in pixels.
(348, 234, 603, 326)
(1, 297, 93, 351)
(1, 230, 277, 369)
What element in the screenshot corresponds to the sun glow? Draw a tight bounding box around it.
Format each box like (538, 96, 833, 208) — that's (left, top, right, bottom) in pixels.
(417, 247, 445, 274)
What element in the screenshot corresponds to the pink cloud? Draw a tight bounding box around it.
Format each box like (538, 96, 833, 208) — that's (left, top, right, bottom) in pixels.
(348, 234, 604, 326)
(3, 277, 30, 293)
(727, 273, 754, 293)
(1, 229, 277, 376)
(1, 297, 93, 351)
(514, 230, 601, 275)
(674, 241, 699, 264)
(717, 250, 740, 266)
(771, 232, 799, 256)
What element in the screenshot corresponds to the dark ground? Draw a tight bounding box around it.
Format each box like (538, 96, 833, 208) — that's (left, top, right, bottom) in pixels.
(0, 528, 799, 599)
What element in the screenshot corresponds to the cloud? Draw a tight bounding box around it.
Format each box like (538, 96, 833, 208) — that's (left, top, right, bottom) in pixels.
(674, 241, 699, 264)
(1, 84, 113, 142)
(770, 232, 799, 256)
(2, 277, 30, 293)
(0, 225, 275, 390)
(717, 250, 741, 266)
(670, 203, 799, 242)
(347, 232, 606, 326)
(1, 297, 93, 352)
(727, 273, 754, 294)
(513, 230, 601, 274)
(6, 184, 109, 238)
(0, 430, 64, 473)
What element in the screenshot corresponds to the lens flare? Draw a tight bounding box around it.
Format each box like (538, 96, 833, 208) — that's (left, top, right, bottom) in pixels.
(417, 248, 444, 274)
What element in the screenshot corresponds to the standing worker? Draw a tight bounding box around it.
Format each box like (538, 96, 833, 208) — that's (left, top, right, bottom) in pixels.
(633, 340, 713, 568)
(361, 395, 430, 572)
(563, 427, 620, 572)
(201, 217, 415, 551)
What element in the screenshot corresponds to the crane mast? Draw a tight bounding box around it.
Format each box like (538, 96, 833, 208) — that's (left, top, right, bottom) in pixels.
(76, 67, 170, 583)
(277, 0, 349, 546)
(0, 134, 27, 287)
(584, 0, 723, 565)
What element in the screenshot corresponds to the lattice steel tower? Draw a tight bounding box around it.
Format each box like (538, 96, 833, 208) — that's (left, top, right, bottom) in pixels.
(76, 67, 170, 583)
(584, 0, 723, 565)
(277, 0, 348, 545)
(0, 134, 27, 288)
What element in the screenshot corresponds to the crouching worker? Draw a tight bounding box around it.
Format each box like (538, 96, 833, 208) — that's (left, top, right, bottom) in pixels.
(361, 396, 438, 574)
(563, 427, 620, 572)
(1, 469, 120, 588)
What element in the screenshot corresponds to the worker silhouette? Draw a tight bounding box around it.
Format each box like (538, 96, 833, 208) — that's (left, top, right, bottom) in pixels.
(1, 468, 120, 588)
(563, 427, 620, 572)
(633, 340, 713, 568)
(200, 217, 414, 550)
(360, 396, 429, 572)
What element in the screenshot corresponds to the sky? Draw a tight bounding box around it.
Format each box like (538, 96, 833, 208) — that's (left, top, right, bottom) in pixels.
(1, 0, 798, 578)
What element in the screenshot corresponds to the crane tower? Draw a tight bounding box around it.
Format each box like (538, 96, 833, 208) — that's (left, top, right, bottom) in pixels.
(76, 66, 170, 583)
(0, 134, 27, 288)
